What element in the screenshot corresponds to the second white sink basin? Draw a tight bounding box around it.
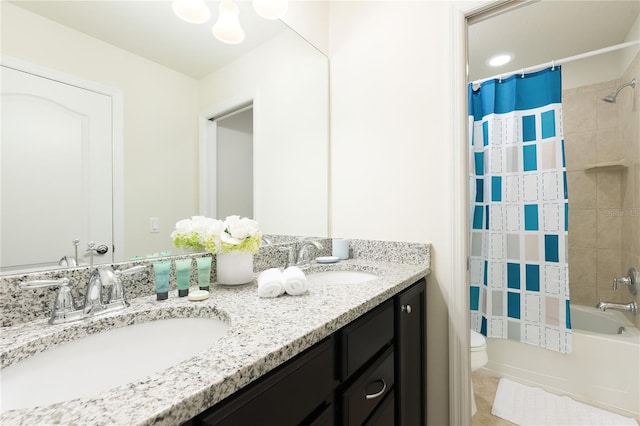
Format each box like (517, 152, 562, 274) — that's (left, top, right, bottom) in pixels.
(306, 270, 379, 285)
(1, 317, 229, 412)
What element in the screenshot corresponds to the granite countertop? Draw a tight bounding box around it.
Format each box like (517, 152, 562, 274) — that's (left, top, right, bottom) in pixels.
(0, 258, 430, 425)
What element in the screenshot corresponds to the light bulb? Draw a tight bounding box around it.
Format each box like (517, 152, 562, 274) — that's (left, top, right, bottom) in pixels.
(212, 0, 245, 44)
(172, 0, 211, 24)
(252, 0, 288, 20)
(488, 54, 512, 67)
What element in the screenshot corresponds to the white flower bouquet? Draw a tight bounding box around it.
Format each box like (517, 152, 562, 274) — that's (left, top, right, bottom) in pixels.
(171, 215, 262, 254)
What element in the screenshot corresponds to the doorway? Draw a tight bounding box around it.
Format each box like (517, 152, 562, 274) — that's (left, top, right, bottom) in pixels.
(205, 105, 254, 220)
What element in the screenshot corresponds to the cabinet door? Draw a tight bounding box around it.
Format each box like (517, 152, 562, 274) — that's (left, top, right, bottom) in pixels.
(306, 401, 334, 426)
(396, 279, 425, 425)
(197, 337, 335, 426)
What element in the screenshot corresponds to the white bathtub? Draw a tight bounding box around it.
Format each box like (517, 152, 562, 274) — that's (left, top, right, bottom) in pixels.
(482, 304, 640, 420)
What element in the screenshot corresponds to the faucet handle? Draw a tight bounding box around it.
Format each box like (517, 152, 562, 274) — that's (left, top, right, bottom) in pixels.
(108, 265, 146, 306)
(116, 265, 146, 276)
(612, 277, 629, 290)
(612, 268, 639, 295)
(21, 277, 71, 290)
(21, 278, 78, 323)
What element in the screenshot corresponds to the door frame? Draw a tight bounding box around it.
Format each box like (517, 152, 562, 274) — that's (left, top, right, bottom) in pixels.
(0, 54, 125, 262)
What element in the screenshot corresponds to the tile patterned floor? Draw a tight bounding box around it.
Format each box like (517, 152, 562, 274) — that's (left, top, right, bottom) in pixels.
(471, 370, 516, 426)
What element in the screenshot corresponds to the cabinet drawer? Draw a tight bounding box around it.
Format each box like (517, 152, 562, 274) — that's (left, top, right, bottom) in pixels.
(339, 300, 394, 380)
(198, 337, 335, 426)
(341, 347, 395, 425)
(364, 390, 395, 426)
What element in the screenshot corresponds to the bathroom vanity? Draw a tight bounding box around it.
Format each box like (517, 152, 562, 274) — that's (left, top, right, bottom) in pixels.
(0, 240, 430, 425)
(188, 279, 425, 425)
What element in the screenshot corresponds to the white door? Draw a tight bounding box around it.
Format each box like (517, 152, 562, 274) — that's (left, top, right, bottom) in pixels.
(1, 65, 113, 271)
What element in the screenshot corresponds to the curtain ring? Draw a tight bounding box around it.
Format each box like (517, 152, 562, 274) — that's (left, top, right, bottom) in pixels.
(551, 60, 555, 71)
(521, 68, 525, 78)
(499, 74, 502, 83)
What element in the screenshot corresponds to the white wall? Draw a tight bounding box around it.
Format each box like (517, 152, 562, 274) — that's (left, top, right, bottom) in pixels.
(1, 3, 200, 259)
(329, 2, 458, 424)
(199, 30, 329, 237)
(282, 1, 330, 55)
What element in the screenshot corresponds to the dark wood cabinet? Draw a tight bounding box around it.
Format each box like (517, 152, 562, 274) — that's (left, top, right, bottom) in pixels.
(396, 279, 426, 425)
(187, 279, 426, 426)
(196, 337, 336, 426)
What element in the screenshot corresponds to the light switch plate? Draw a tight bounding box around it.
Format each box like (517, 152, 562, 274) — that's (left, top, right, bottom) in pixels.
(149, 217, 160, 233)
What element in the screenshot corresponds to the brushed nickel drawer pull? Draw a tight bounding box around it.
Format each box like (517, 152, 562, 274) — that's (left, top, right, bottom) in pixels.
(365, 379, 387, 400)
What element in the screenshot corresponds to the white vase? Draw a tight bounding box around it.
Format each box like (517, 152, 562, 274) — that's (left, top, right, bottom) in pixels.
(216, 251, 254, 285)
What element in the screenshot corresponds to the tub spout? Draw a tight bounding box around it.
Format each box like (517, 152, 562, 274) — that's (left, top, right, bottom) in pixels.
(596, 299, 638, 315)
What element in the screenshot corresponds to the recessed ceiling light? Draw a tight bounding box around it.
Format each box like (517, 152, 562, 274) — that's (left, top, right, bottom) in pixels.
(489, 54, 512, 67)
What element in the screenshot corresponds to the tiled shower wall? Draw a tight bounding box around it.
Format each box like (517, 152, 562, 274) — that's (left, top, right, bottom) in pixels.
(563, 52, 640, 327)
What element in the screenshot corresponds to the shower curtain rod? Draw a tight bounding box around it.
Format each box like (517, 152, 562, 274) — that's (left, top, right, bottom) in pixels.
(472, 39, 640, 85)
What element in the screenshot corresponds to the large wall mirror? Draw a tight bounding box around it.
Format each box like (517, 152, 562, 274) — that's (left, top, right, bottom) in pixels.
(1, 1, 328, 274)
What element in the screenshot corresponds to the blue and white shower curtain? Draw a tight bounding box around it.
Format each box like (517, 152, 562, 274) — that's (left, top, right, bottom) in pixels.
(468, 67, 572, 354)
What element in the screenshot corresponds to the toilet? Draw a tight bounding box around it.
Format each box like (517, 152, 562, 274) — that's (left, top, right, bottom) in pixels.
(470, 330, 488, 416)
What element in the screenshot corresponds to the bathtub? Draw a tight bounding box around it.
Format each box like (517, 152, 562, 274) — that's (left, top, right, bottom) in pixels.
(482, 304, 640, 420)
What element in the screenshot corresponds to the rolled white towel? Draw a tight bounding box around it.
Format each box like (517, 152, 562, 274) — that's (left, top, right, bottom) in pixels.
(257, 268, 284, 298)
(283, 266, 309, 296)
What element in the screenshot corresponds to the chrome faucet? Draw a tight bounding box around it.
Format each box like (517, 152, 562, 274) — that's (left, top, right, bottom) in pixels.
(278, 240, 323, 269)
(612, 267, 639, 295)
(21, 265, 145, 324)
(596, 299, 638, 315)
(296, 240, 323, 269)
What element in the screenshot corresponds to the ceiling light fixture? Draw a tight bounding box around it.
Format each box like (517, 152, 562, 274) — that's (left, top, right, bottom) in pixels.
(488, 54, 512, 67)
(172, 0, 211, 24)
(212, 0, 245, 45)
(252, 0, 288, 20)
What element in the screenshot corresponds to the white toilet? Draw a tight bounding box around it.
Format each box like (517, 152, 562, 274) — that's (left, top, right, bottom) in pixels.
(470, 330, 488, 416)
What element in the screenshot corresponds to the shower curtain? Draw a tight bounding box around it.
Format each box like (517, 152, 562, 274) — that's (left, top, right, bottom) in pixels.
(468, 67, 572, 354)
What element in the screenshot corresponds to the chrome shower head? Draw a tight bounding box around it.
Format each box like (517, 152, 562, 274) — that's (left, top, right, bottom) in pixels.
(602, 78, 636, 103)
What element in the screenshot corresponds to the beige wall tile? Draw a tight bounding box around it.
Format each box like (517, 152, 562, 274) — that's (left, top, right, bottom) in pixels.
(596, 127, 622, 163)
(620, 165, 638, 209)
(567, 171, 597, 208)
(596, 248, 623, 277)
(563, 55, 639, 314)
(595, 171, 621, 208)
(621, 212, 639, 253)
(597, 287, 630, 304)
(564, 130, 596, 171)
(569, 284, 597, 306)
(563, 90, 597, 134)
(596, 209, 622, 249)
(576, 80, 616, 95)
(568, 208, 596, 247)
(568, 247, 597, 287)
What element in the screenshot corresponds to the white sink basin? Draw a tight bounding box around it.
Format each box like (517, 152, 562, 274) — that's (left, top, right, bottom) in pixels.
(306, 270, 379, 285)
(1, 317, 229, 412)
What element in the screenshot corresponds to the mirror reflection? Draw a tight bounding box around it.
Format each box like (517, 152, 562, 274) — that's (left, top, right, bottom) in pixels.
(0, 1, 329, 274)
